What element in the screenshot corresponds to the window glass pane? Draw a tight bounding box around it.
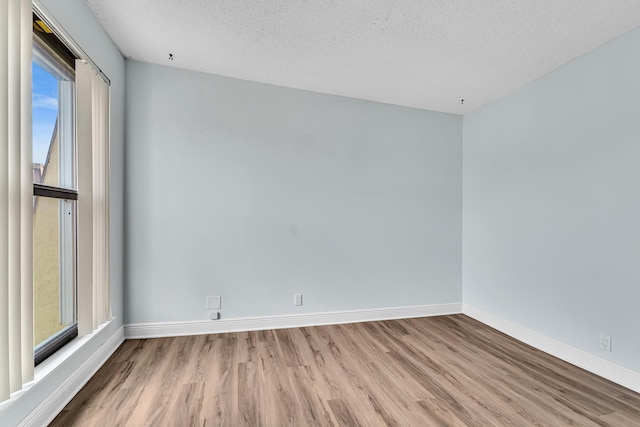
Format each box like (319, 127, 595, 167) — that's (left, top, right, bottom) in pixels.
(33, 196, 76, 349)
(32, 61, 57, 172)
(32, 57, 75, 189)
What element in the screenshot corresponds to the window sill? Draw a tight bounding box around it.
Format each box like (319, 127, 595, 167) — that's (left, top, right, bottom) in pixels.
(0, 319, 123, 423)
(34, 321, 112, 382)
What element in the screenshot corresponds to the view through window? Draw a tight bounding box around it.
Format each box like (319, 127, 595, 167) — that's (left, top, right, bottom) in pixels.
(32, 15, 78, 364)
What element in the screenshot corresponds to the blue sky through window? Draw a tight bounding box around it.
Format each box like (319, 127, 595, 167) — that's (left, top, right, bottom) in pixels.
(32, 61, 58, 164)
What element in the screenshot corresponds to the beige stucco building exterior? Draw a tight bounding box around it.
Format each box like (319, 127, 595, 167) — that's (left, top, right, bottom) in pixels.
(33, 121, 67, 346)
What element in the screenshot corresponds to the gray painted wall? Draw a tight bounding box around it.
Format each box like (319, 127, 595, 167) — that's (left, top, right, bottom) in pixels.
(463, 26, 640, 372)
(125, 60, 462, 323)
(2, 0, 125, 424)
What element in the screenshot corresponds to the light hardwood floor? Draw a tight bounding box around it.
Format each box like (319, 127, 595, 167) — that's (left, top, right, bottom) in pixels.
(50, 315, 640, 426)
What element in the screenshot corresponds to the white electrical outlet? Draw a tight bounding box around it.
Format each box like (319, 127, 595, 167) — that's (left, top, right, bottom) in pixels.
(206, 296, 221, 310)
(210, 311, 220, 320)
(294, 293, 303, 306)
(599, 333, 611, 352)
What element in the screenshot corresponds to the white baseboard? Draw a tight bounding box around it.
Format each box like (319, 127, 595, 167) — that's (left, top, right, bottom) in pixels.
(463, 304, 640, 394)
(20, 325, 125, 427)
(124, 303, 462, 339)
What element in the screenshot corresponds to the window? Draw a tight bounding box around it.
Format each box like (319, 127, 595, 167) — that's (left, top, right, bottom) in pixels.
(0, 4, 111, 402)
(32, 13, 79, 365)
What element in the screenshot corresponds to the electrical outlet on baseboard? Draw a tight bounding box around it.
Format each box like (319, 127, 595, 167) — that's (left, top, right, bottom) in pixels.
(294, 293, 302, 306)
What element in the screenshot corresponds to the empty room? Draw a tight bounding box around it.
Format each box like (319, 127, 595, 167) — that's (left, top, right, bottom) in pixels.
(1, 0, 640, 425)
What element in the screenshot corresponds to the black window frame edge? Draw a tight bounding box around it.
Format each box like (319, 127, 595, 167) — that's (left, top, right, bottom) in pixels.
(33, 183, 78, 200)
(34, 325, 78, 366)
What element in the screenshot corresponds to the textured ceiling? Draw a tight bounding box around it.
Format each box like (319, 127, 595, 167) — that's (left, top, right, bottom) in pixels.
(84, 0, 640, 114)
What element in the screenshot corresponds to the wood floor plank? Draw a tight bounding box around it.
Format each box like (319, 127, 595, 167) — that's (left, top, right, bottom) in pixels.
(327, 398, 364, 427)
(260, 360, 297, 426)
(50, 315, 640, 426)
(287, 366, 336, 426)
(237, 362, 260, 426)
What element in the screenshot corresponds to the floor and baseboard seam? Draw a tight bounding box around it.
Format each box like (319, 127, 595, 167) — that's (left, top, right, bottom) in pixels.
(463, 304, 640, 394)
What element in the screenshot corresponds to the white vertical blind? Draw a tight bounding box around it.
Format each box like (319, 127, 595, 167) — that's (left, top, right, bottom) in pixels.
(93, 75, 110, 327)
(76, 60, 93, 337)
(76, 60, 110, 335)
(0, 0, 34, 403)
(19, 0, 33, 393)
